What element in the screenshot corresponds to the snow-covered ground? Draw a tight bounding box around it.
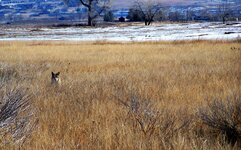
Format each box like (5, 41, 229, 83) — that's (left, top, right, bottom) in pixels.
(0, 22, 240, 41)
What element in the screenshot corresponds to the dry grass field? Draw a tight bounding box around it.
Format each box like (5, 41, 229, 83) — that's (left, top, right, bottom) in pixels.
(0, 40, 240, 149)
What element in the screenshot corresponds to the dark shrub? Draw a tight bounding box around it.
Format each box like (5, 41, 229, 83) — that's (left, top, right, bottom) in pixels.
(104, 11, 114, 22)
(116, 94, 191, 140)
(198, 95, 241, 145)
(127, 8, 144, 22)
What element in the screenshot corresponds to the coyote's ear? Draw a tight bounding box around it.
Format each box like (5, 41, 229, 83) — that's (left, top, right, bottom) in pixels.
(52, 72, 54, 76)
(56, 72, 60, 76)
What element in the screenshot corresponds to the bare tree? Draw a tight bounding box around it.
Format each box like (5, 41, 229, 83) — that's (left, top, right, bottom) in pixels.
(154, 7, 169, 21)
(218, 0, 231, 24)
(64, 0, 111, 26)
(186, 7, 195, 22)
(134, 0, 162, 25)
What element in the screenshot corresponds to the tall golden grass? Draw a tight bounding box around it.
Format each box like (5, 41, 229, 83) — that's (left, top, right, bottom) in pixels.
(0, 40, 240, 149)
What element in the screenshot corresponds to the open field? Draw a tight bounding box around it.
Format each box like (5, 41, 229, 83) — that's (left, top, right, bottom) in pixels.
(0, 22, 241, 41)
(0, 40, 240, 149)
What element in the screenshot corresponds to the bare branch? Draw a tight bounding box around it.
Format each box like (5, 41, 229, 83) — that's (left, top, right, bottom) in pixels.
(133, 0, 162, 25)
(79, 0, 91, 8)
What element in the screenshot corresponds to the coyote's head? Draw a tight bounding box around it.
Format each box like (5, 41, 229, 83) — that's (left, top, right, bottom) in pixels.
(51, 72, 61, 85)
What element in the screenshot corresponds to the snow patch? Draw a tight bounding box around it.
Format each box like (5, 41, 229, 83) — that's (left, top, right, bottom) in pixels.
(0, 22, 240, 41)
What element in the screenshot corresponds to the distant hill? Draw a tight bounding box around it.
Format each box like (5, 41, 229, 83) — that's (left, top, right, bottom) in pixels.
(112, 0, 200, 9)
(112, 0, 241, 8)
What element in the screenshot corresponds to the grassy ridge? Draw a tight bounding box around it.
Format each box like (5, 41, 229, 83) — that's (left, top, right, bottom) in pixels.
(0, 41, 240, 149)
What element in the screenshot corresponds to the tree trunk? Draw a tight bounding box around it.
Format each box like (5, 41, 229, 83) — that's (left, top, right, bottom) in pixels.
(148, 18, 153, 25)
(148, 21, 151, 25)
(87, 0, 93, 26)
(88, 13, 93, 26)
(145, 20, 148, 26)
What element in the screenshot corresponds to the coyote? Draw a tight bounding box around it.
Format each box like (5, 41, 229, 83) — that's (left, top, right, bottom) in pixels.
(51, 72, 61, 85)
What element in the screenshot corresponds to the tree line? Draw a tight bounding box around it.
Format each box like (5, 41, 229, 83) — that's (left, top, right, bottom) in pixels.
(64, 0, 239, 26)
